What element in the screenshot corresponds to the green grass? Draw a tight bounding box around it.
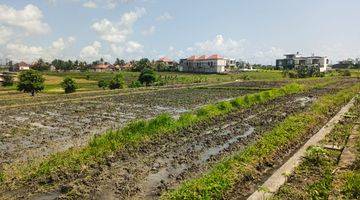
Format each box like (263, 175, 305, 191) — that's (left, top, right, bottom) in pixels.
(342, 171, 360, 199)
(43, 70, 287, 90)
(3, 83, 304, 186)
(162, 83, 360, 200)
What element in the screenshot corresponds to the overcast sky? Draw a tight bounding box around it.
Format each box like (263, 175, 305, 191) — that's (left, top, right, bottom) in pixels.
(1, 0, 360, 64)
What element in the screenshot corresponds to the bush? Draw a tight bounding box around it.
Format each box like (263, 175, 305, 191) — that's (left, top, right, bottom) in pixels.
(296, 65, 321, 78)
(129, 80, 142, 88)
(109, 73, 125, 89)
(98, 79, 108, 90)
(17, 70, 45, 96)
(61, 77, 77, 94)
(241, 74, 250, 80)
(343, 172, 360, 199)
(304, 146, 329, 167)
(139, 68, 157, 86)
(2, 73, 14, 86)
(342, 70, 351, 76)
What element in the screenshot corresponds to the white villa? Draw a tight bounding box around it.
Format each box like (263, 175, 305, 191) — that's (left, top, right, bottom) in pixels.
(276, 52, 329, 72)
(179, 54, 236, 74)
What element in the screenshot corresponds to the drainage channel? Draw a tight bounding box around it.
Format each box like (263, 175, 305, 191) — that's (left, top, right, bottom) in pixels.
(247, 96, 357, 200)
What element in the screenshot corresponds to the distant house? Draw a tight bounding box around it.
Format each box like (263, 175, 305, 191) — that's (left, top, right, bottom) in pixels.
(179, 54, 236, 73)
(121, 62, 134, 71)
(157, 57, 174, 66)
(93, 63, 114, 72)
(276, 52, 329, 72)
(50, 65, 57, 71)
(10, 61, 30, 72)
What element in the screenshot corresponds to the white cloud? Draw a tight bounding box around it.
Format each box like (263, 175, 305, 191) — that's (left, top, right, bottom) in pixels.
(168, 46, 184, 58)
(188, 35, 246, 57)
(142, 26, 155, 36)
(104, 0, 136, 9)
(120, 7, 146, 26)
(5, 43, 44, 62)
(92, 7, 146, 43)
(0, 4, 50, 35)
(4, 37, 76, 62)
(125, 41, 143, 53)
(92, 19, 129, 43)
(0, 25, 12, 44)
(48, 37, 76, 58)
(83, 1, 98, 8)
(45, 0, 136, 9)
(110, 41, 143, 55)
(110, 41, 144, 60)
(80, 41, 111, 61)
(252, 47, 285, 64)
(156, 12, 173, 21)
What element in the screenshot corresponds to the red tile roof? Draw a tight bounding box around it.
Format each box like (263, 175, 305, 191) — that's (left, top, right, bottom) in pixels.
(198, 55, 207, 60)
(158, 57, 173, 62)
(186, 54, 224, 61)
(17, 61, 29, 67)
(207, 54, 223, 60)
(187, 55, 198, 60)
(95, 63, 111, 69)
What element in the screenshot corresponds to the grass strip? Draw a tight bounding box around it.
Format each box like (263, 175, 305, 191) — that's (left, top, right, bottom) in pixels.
(161, 83, 360, 199)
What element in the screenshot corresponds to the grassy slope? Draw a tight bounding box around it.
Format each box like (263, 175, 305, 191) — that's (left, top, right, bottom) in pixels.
(162, 84, 360, 199)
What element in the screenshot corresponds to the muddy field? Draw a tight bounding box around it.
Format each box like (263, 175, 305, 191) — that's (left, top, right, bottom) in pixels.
(25, 78, 357, 200)
(0, 83, 262, 165)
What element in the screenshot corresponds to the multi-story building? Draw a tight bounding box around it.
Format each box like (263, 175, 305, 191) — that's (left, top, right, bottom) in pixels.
(276, 52, 329, 72)
(179, 54, 236, 73)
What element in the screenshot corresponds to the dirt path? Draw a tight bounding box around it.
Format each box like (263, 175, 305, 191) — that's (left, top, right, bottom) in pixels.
(247, 95, 357, 200)
(26, 86, 336, 200)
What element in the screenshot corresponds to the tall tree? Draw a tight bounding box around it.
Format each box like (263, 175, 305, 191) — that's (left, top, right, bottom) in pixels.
(133, 58, 151, 71)
(17, 70, 45, 96)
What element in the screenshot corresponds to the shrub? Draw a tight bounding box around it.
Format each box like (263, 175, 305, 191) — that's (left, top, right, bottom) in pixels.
(1, 73, 14, 86)
(230, 97, 246, 108)
(296, 65, 321, 78)
(109, 73, 126, 89)
(129, 80, 142, 88)
(196, 105, 221, 118)
(17, 70, 45, 96)
(98, 79, 108, 90)
(241, 74, 250, 80)
(342, 70, 351, 76)
(342, 172, 360, 199)
(304, 146, 329, 167)
(61, 77, 77, 94)
(139, 68, 157, 86)
(216, 101, 233, 113)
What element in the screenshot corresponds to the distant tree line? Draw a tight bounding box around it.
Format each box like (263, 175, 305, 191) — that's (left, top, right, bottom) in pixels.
(332, 58, 360, 69)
